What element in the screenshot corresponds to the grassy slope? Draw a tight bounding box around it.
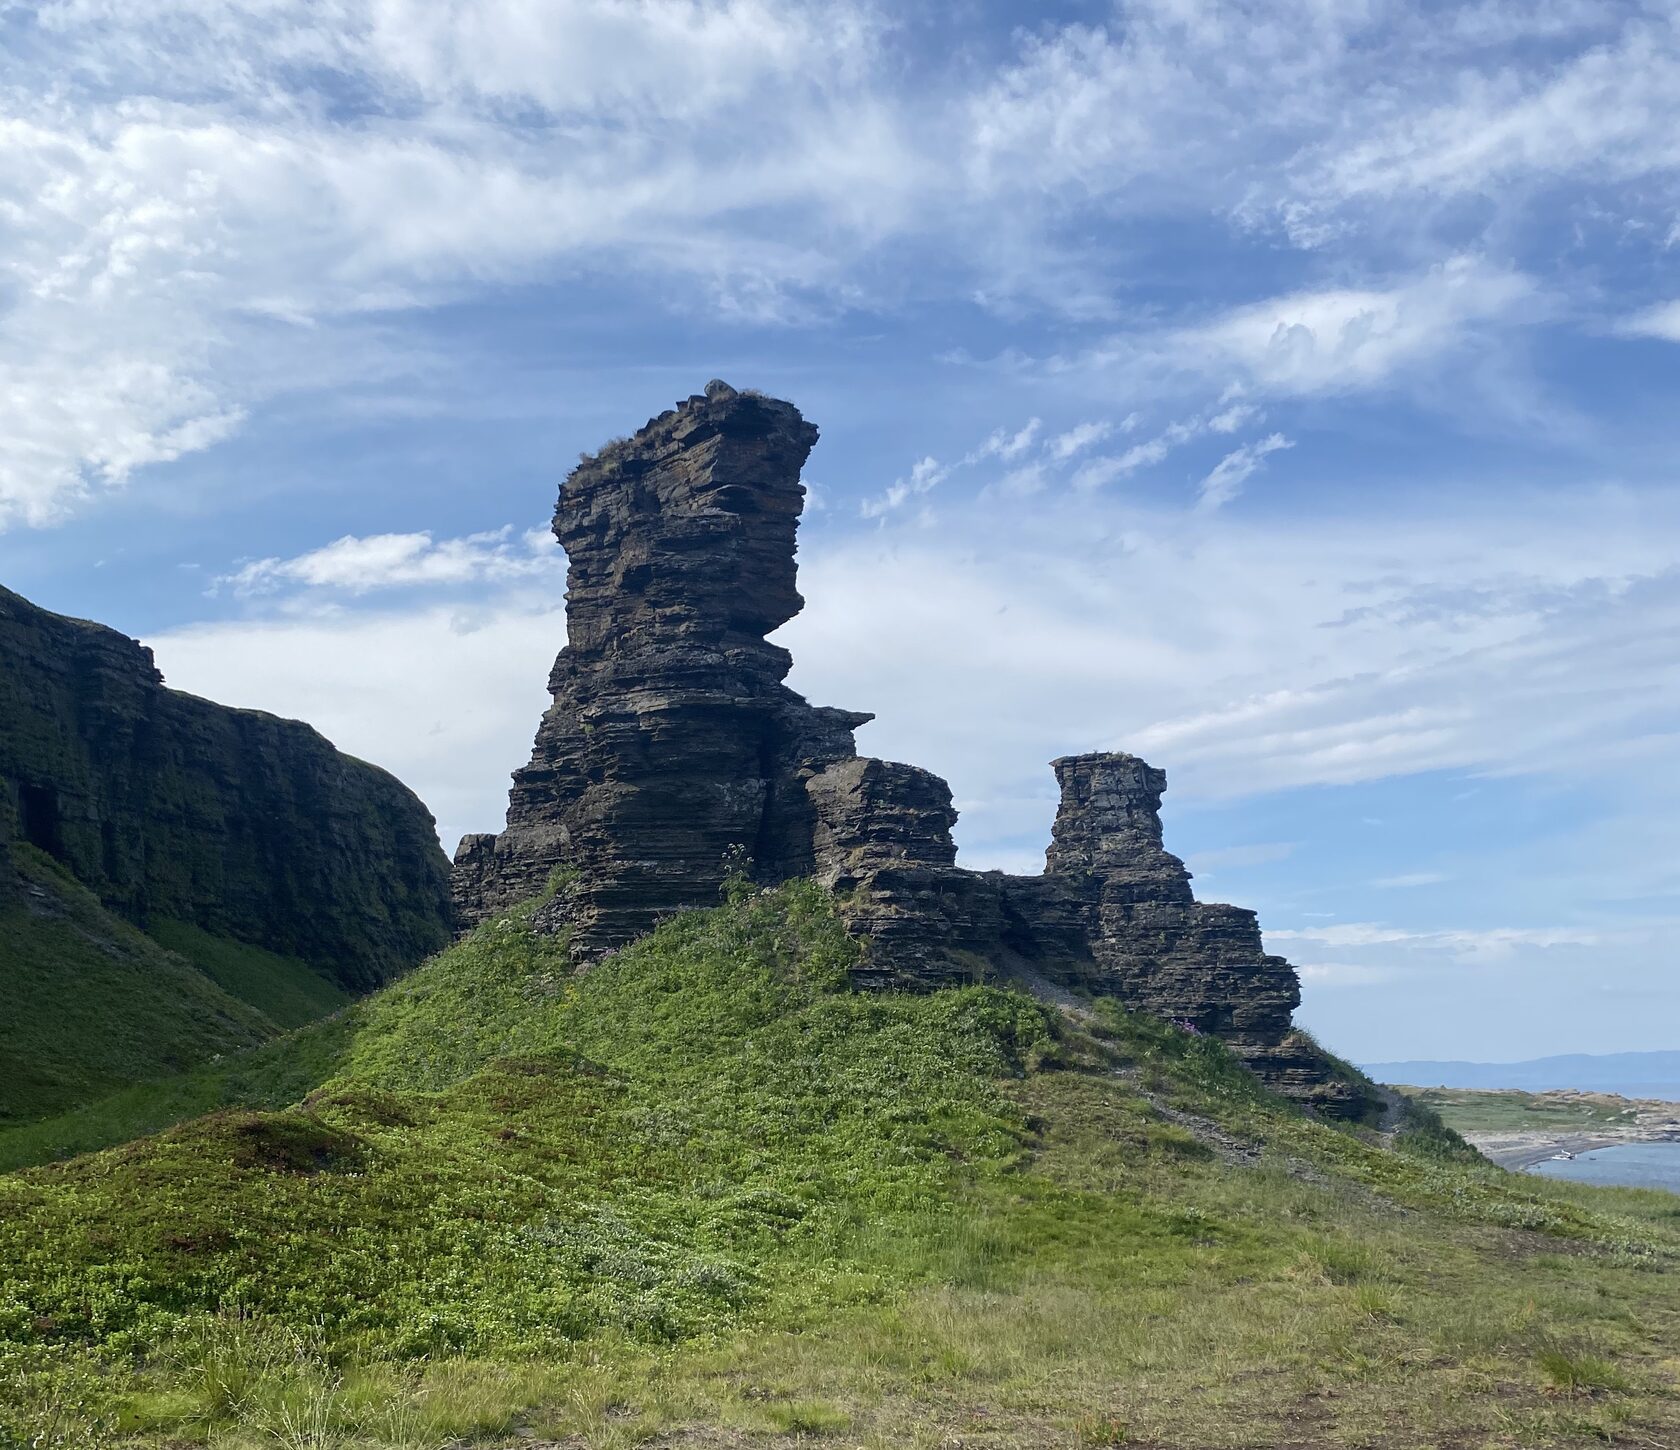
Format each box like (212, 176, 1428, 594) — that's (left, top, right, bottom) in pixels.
(0, 848, 349, 1128)
(0, 1013, 360, 1174)
(1, 883, 1677, 1449)
(145, 918, 348, 1031)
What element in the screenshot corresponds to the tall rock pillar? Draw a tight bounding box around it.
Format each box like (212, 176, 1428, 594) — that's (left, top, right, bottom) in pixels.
(452, 381, 868, 953)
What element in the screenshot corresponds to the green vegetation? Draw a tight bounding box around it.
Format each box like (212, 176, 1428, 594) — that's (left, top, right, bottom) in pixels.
(0, 1013, 359, 1173)
(146, 918, 348, 1031)
(1402, 1084, 1659, 1135)
(2, 881, 1677, 1447)
(1, 848, 271, 1122)
(0, 847, 349, 1128)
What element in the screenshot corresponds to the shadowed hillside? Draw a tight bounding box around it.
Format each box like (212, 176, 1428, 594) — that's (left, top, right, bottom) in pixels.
(0, 846, 348, 1126)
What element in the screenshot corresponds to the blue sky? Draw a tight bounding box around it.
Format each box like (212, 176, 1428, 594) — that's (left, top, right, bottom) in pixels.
(2, 0, 1678, 1063)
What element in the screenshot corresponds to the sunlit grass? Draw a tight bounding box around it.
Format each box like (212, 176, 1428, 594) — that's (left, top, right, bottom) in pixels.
(2, 882, 1677, 1447)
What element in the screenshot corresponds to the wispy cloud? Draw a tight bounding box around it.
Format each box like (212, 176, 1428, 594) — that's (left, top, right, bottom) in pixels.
(967, 419, 1042, 463)
(1616, 300, 1680, 343)
(4, 4, 1676, 527)
(1197, 433, 1293, 511)
(861, 456, 950, 519)
(1269, 923, 1605, 960)
(1048, 420, 1112, 460)
(1169, 258, 1535, 397)
(215, 527, 559, 597)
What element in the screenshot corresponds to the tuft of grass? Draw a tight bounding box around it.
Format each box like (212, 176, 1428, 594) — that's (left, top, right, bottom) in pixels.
(759, 1399, 851, 1435)
(1536, 1343, 1635, 1396)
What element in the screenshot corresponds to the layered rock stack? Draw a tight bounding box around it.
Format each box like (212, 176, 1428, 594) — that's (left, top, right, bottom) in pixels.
(453, 381, 871, 954)
(1032, 754, 1352, 1106)
(458, 383, 1365, 1116)
(0, 585, 453, 989)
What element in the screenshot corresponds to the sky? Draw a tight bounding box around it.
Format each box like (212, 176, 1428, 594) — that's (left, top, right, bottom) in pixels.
(2, 0, 1678, 1065)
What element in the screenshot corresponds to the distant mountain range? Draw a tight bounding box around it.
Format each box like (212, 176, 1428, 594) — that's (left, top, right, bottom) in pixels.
(1364, 1050, 1680, 1102)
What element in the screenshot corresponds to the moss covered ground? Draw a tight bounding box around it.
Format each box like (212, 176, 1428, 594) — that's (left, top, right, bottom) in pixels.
(2, 881, 1677, 1448)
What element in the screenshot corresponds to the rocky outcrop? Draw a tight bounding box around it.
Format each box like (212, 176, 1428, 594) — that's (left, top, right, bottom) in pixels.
(452, 380, 870, 954)
(1027, 753, 1372, 1114)
(0, 585, 453, 990)
(1039, 753, 1300, 1043)
(458, 383, 1364, 1116)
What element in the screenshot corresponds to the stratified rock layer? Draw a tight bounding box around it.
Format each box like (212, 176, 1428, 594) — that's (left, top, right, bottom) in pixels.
(458, 383, 1366, 1116)
(0, 585, 453, 990)
(453, 381, 869, 953)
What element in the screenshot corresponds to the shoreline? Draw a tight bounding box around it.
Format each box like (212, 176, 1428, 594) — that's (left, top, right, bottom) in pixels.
(1466, 1130, 1680, 1172)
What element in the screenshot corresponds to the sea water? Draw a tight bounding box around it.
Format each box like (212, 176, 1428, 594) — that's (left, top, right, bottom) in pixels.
(1528, 1141, 1680, 1193)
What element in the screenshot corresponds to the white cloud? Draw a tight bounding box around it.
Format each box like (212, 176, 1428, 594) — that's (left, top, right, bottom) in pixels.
(968, 3, 1680, 232)
(1294, 15, 1680, 208)
(1170, 258, 1534, 396)
(1616, 300, 1680, 343)
(861, 456, 949, 518)
(0, 1, 911, 526)
(968, 419, 1042, 464)
(151, 598, 571, 854)
(1269, 923, 1606, 960)
(216, 526, 560, 596)
(5, 4, 1677, 526)
(1196, 433, 1292, 511)
(1372, 871, 1447, 889)
(1071, 440, 1169, 491)
(1068, 402, 1280, 493)
(776, 481, 1680, 864)
(1206, 403, 1259, 434)
(1048, 421, 1111, 459)
(145, 472, 1680, 892)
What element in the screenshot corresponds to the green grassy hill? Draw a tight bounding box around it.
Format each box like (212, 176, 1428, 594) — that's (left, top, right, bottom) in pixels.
(1401, 1084, 1667, 1135)
(2, 880, 1678, 1448)
(0, 846, 349, 1126)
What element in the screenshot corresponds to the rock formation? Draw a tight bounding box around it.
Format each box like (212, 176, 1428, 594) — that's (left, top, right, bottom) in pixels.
(457, 382, 1370, 1117)
(0, 585, 453, 990)
(452, 381, 869, 955)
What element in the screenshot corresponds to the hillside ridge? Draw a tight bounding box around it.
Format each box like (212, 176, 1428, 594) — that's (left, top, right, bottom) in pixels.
(4, 881, 1678, 1448)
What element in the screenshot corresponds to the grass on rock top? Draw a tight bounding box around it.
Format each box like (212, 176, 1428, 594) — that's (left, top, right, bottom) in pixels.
(2, 879, 1679, 1448)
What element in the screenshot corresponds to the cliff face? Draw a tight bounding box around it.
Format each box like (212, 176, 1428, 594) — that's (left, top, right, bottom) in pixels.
(0, 586, 453, 991)
(456, 382, 1367, 1117)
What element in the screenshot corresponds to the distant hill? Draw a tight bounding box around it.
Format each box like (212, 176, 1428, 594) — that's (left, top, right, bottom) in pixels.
(1364, 1050, 1680, 1101)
